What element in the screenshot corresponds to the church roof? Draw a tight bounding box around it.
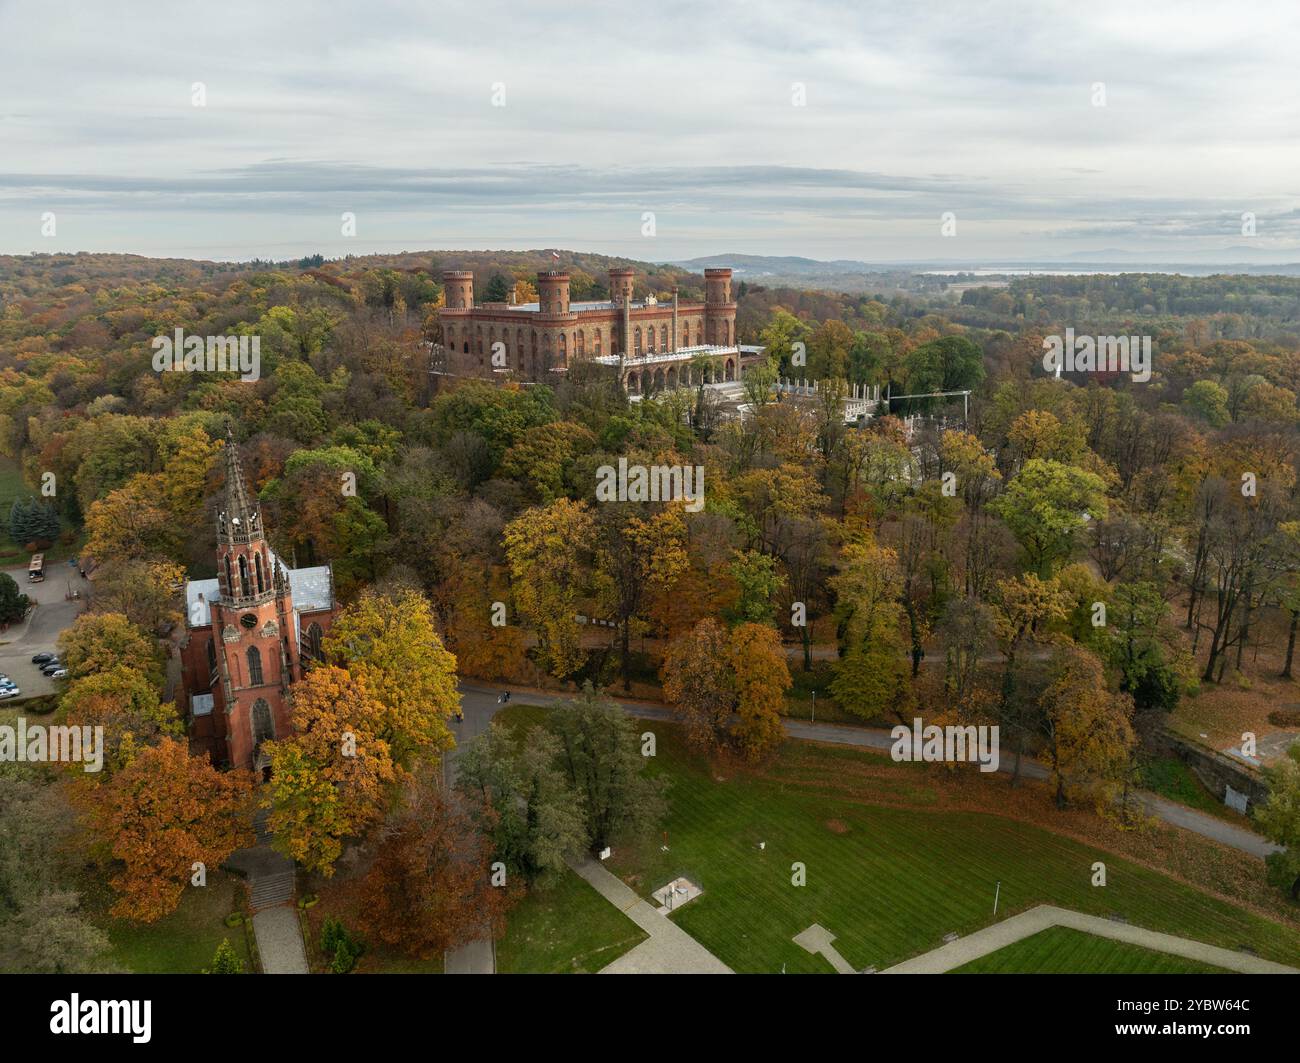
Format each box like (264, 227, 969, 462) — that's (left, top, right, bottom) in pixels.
(184, 564, 333, 629)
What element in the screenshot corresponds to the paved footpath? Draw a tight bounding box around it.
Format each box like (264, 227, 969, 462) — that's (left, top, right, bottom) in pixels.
(459, 683, 1283, 860)
(226, 814, 310, 974)
(567, 856, 732, 974)
(881, 905, 1300, 975)
(251, 907, 310, 975)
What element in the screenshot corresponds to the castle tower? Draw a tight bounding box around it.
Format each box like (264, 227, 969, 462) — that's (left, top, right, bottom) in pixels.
(704, 267, 736, 346)
(211, 427, 297, 774)
(609, 267, 634, 306)
(537, 270, 571, 316)
(442, 270, 475, 310)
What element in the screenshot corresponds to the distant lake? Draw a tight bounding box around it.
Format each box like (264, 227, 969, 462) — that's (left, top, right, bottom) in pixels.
(924, 269, 1127, 277)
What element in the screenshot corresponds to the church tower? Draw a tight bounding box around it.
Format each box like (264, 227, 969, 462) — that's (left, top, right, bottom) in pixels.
(211, 427, 299, 775)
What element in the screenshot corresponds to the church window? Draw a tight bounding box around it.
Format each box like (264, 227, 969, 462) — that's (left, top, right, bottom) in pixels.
(247, 645, 264, 686)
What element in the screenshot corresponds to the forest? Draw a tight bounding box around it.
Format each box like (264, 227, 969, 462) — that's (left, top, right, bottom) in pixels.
(2, 249, 1300, 973)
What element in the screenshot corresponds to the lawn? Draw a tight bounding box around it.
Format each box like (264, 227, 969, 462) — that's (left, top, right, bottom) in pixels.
(88, 869, 256, 974)
(950, 926, 1231, 974)
(496, 704, 1300, 974)
(497, 867, 646, 974)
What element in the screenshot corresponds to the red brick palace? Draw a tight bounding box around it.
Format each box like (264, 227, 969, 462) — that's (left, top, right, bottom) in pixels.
(438, 265, 759, 391)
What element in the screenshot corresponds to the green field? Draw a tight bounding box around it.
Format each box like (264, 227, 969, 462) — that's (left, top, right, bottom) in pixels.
(496, 704, 1300, 974)
(950, 926, 1231, 974)
(497, 866, 647, 974)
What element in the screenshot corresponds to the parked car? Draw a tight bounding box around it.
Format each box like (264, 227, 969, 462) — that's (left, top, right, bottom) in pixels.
(0, 688, 20, 699)
(48, 669, 67, 679)
(31, 652, 54, 664)
(41, 663, 63, 677)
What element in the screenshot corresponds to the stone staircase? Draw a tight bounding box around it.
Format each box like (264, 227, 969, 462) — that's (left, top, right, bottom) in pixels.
(249, 869, 297, 912)
(245, 808, 296, 911)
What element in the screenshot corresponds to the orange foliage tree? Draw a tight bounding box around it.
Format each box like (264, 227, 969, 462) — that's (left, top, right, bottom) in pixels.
(87, 737, 253, 922)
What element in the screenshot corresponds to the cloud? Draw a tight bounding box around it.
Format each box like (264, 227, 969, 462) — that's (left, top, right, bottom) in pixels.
(2, 0, 1298, 260)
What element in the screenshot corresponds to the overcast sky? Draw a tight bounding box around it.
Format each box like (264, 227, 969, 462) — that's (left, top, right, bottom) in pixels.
(3, 0, 1300, 263)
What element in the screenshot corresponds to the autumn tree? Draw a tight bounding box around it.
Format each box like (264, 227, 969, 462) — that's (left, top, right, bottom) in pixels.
(357, 773, 517, 959)
(830, 535, 910, 721)
(594, 503, 688, 690)
(661, 618, 737, 755)
(88, 559, 185, 633)
(59, 611, 163, 685)
(84, 473, 180, 564)
(60, 665, 181, 773)
(990, 459, 1109, 576)
(262, 666, 398, 875)
(940, 429, 1002, 598)
(503, 499, 594, 678)
(1036, 646, 1137, 810)
(87, 738, 253, 921)
(728, 622, 791, 760)
(992, 573, 1070, 781)
(323, 588, 460, 765)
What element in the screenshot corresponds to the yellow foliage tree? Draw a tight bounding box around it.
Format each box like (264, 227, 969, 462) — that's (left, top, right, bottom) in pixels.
(262, 666, 398, 875)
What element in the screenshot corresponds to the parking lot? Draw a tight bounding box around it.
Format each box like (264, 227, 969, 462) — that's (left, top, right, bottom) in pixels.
(0, 560, 87, 700)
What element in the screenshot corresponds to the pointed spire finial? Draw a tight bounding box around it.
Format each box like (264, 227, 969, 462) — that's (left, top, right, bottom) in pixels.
(220, 423, 258, 538)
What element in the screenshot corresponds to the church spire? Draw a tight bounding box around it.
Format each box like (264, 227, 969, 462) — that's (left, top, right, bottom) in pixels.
(219, 423, 261, 544)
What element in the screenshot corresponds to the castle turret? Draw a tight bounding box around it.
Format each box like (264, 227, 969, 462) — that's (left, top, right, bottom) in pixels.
(537, 270, 570, 316)
(609, 267, 635, 307)
(704, 267, 736, 346)
(442, 270, 474, 310)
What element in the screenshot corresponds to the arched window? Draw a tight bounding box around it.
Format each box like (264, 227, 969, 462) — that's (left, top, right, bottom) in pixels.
(682, 322, 690, 347)
(661, 325, 668, 352)
(223, 556, 233, 597)
(303, 622, 324, 662)
(206, 638, 217, 675)
(252, 698, 274, 748)
(559, 332, 567, 358)
(576, 330, 585, 357)
(255, 553, 264, 594)
(594, 329, 602, 355)
(247, 645, 264, 686)
(648, 326, 656, 353)
(634, 327, 642, 355)
(238, 556, 249, 599)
